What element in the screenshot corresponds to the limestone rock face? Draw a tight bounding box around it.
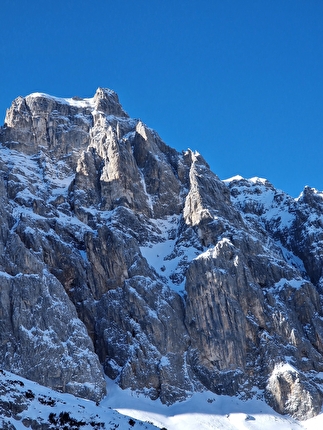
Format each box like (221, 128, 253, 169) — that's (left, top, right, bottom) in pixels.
(265, 363, 322, 420)
(1, 88, 323, 419)
(0, 271, 105, 402)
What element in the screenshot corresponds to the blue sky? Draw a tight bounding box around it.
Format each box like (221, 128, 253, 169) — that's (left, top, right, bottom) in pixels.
(1, 0, 323, 197)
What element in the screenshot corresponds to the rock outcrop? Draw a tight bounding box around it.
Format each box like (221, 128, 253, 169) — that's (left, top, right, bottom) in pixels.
(265, 363, 322, 420)
(0, 88, 323, 419)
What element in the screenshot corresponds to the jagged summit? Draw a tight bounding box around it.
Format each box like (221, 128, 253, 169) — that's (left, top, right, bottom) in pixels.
(0, 89, 323, 422)
(6, 87, 128, 117)
(1, 87, 128, 155)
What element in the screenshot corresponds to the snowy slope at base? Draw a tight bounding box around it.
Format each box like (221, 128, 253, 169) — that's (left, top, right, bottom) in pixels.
(103, 377, 323, 430)
(0, 370, 158, 430)
(4, 368, 323, 429)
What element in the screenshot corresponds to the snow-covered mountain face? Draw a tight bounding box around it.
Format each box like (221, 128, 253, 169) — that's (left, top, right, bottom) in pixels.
(1, 88, 323, 421)
(0, 369, 159, 430)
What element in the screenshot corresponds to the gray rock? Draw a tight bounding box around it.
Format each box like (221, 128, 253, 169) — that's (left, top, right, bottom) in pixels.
(0, 271, 106, 402)
(1, 88, 323, 418)
(265, 363, 323, 420)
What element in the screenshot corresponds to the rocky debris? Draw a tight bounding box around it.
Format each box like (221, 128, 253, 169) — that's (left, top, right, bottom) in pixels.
(0, 88, 323, 419)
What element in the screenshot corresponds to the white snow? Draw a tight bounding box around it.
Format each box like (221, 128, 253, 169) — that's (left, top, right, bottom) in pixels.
(224, 175, 295, 230)
(139, 216, 201, 294)
(103, 377, 323, 430)
(275, 242, 307, 274)
(5, 368, 322, 429)
(274, 277, 306, 291)
(223, 175, 245, 183)
(26, 92, 96, 109)
(249, 177, 269, 185)
(271, 362, 298, 376)
(195, 238, 233, 261)
(223, 176, 269, 186)
(0, 370, 157, 430)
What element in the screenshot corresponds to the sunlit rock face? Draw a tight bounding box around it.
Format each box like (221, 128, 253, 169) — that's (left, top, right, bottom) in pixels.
(1, 88, 323, 418)
(265, 363, 322, 420)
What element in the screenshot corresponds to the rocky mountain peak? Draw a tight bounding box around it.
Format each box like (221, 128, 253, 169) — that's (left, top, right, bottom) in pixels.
(0, 88, 323, 421)
(93, 87, 129, 117)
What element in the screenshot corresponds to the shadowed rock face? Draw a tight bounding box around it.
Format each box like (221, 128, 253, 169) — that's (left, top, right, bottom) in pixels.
(0, 88, 323, 418)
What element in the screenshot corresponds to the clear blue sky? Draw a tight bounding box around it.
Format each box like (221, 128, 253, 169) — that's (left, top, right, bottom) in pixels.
(1, 0, 323, 197)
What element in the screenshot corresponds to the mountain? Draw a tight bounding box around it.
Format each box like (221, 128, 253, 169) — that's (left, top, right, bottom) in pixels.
(0, 88, 323, 425)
